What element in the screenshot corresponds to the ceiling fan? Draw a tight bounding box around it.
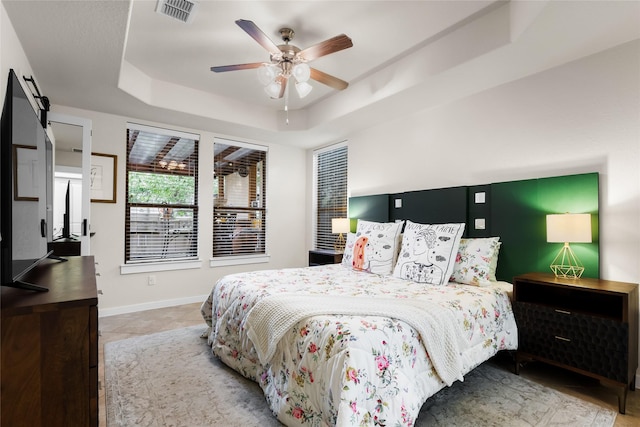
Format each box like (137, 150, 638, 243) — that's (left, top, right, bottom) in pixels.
(210, 19, 353, 99)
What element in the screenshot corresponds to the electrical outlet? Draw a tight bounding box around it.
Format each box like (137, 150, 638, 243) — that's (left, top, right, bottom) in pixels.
(148, 275, 156, 286)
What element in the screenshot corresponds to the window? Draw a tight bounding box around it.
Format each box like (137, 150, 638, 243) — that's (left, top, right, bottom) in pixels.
(213, 138, 267, 259)
(125, 123, 199, 264)
(314, 142, 348, 250)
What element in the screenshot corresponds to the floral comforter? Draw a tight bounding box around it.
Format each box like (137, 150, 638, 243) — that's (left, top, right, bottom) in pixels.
(201, 264, 517, 426)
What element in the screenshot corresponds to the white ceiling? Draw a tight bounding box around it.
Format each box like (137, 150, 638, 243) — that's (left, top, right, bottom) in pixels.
(3, 1, 639, 148)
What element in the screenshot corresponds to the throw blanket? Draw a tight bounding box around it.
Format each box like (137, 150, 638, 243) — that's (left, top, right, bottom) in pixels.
(244, 294, 468, 386)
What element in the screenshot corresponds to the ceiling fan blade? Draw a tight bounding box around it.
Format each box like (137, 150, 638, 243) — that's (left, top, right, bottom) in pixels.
(210, 62, 263, 73)
(310, 68, 349, 91)
(235, 19, 281, 56)
(298, 34, 353, 61)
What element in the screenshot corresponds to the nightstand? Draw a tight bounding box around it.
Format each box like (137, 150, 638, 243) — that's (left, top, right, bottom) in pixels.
(308, 249, 343, 266)
(513, 272, 638, 414)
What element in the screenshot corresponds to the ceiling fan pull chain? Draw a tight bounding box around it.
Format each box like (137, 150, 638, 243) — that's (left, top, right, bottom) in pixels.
(285, 82, 290, 125)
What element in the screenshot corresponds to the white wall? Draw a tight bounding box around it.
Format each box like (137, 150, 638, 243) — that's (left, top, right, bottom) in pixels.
(1, 2, 33, 110)
(50, 105, 308, 313)
(346, 40, 639, 285)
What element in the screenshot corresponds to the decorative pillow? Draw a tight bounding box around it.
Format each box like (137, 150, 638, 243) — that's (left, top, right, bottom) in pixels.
(450, 237, 502, 286)
(488, 240, 501, 281)
(393, 221, 465, 285)
(342, 220, 403, 275)
(341, 233, 357, 268)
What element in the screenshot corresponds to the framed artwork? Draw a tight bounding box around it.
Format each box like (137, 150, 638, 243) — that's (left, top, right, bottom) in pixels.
(90, 152, 117, 203)
(13, 144, 39, 201)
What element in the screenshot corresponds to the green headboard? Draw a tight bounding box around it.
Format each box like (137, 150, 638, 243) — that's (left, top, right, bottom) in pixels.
(348, 172, 599, 282)
(486, 173, 599, 281)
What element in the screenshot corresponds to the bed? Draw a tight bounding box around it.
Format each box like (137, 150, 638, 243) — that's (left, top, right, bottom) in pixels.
(201, 219, 518, 426)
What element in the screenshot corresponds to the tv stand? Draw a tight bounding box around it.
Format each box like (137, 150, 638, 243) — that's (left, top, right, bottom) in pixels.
(1, 256, 98, 426)
(5, 279, 49, 292)
(5, 253, 68, 292)
(48, 252, 68, 262)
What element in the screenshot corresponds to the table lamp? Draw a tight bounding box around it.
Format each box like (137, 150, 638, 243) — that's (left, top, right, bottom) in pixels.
(546, 213, 592, 278)
(331, 218, 350, 252)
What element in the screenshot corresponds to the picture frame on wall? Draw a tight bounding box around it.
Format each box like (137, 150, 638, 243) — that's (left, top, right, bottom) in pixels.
(90, 152, 117, 203)
(13, 144, 39, 201)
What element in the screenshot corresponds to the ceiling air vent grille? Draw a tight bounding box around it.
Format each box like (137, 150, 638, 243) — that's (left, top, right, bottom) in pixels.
(156, 0, 198, 24)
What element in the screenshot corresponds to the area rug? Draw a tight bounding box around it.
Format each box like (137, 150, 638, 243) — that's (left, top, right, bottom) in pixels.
(104, 325, 617, 427)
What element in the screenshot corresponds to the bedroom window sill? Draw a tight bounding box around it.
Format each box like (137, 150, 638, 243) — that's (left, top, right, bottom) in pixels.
(210, 254, 270, 267)
(120, 259, 203, 275)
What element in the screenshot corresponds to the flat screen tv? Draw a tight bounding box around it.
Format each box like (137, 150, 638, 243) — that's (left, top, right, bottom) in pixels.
(52, 179, 73, 240)
(1, 69, 61, 292)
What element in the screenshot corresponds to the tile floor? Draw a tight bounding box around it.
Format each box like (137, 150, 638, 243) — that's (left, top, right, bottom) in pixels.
(98, 303, 639, 426)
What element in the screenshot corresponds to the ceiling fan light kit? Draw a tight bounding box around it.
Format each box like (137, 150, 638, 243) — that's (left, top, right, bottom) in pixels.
(260, 62, 312, 99)
(211, 19, 353, 106)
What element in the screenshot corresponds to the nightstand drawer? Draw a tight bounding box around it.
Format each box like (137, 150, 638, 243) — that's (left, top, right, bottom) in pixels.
(309, 250, 343, 266)
(515, 301, 629, 382)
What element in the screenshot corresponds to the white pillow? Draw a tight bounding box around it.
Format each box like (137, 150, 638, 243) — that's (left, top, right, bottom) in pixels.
(450, 237, 502, 286)
(393, 221, 465, 285)
(343, 220, 403, 275)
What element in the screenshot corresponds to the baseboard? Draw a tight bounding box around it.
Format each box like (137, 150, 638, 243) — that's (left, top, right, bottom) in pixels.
(98, 294, 209, 317)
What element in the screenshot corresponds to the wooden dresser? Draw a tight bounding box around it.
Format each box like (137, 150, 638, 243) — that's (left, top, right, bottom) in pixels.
(1, 256, 98, 426)
(513, 272, 638, 414)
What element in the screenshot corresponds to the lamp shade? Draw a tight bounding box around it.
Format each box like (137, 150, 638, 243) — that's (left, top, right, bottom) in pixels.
(264, 80, 282, 98)
(257, 64, 278, 85)
(546, 213, 592, 243)
(295, 81, 313, 98)
(331, 218, 350, 234)
(292, 63, 311, 82)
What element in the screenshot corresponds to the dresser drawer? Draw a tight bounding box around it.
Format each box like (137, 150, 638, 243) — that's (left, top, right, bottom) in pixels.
(515, 301, 629, 382)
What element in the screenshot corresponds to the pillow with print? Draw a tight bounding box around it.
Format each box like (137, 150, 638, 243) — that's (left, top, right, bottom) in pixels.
(341, 232, 357, 268)
(344, 220, 403, 275)
(450, 237, 501, 286)
(393, 221, 465, 285)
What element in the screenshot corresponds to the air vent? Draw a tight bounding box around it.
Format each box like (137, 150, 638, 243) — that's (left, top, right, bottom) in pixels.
(156, 0, 198, 24)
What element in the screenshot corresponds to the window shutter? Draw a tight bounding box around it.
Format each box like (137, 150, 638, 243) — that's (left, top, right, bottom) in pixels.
(213, 138, 267, 257)
(314, 143, 348, 251)
(125, 123, 199, 263)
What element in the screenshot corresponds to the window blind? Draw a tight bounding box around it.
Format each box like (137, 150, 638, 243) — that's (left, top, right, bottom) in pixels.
(314, 143, 348, 250)
(125, 123, 199, 263)
(213, 138, 267, 257)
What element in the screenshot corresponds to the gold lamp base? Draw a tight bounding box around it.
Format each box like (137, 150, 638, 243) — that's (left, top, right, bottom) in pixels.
(550, 243, 584, 279)
(334, 233, 346, 253)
